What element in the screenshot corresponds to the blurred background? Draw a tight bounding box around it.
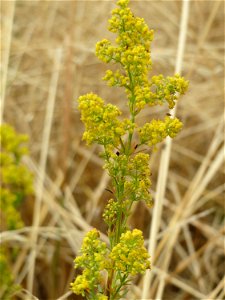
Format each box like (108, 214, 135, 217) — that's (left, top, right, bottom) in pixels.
(1, 0, 224, 299)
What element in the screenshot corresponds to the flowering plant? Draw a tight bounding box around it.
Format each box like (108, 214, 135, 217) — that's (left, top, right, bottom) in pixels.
(71, 0, 188, 299)
(0, 124, 33, 299)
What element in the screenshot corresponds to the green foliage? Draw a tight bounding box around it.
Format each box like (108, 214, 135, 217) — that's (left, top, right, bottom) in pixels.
(0, 124, 33, 299)
(0, 124, 33, 230)
(0, 248, 21, 299)
(71, 0, 188, 299)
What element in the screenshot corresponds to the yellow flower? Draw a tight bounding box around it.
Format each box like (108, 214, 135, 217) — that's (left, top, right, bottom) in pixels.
(96, 293, 108, 300)
(139, 116, 183, 146)
(72, 0, 189, 297)
(110, 229, 150, 276)
(70, 275, 89, 296)
(71, 229, 108, 296)
(78, 93, 125, 147)
(0, 124, 33, 230)
(149, 74, 189, 109)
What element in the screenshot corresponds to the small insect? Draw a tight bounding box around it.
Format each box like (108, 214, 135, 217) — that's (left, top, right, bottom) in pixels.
(166, 112, 172, 116)
(116, 151, 120, 156)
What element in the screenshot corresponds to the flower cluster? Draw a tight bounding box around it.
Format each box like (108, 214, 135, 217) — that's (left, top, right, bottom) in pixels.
(0, 124, 28, 158)
(133, 73, 189, 112)
(95, 39, 118, 64)
(78, 93, 133, 149)
(73, 0, 188, 298)
(149, 74, 189, 109)
(71, 229, 109, 297)
(110, 229, 150, 276)
(103, 198, 120, 226)
(0, 124, 33, 299)
(103, 70, 128, 87)
(139, 116, 183, 147)
(96, 0, 154, 101)
(103, 152, 152, 210)
(96, 0, 188, 115)
(71, 228, 150, 298)
(96, 294, 108, 300)
(0, 124, 33, 230)
(103, 197, 131, 240)
(125, 153, 152, 207)
(104, 153, 128, 180)
(0, 248, 20, 299)
(0, 189, 23, 230)
(108, 0, 153, 52)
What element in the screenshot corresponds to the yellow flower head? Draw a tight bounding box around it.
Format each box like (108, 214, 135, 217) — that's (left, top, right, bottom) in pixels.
(110, 229, 150, 276)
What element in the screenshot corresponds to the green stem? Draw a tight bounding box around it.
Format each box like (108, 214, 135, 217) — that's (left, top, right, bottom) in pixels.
(115, 181, 124, 245)
(126, 68, 136, 153)
(110, 273, 129, 300)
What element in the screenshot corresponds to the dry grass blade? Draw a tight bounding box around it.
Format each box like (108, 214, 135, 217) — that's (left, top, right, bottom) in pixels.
(27, 49, 62, 293)
(142, 0, 190, 298)
(0, 0, 15, 124)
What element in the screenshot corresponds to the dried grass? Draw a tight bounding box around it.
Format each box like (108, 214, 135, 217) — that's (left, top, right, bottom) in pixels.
(1, 0, 224, 299)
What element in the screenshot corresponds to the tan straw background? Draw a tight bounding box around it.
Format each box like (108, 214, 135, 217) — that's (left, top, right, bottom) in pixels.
(1, 0, 224, 299)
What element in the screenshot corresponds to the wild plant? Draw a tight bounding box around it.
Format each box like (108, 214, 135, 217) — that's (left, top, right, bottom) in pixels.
(71, 0, 188, 299)
(0, 124, 33, 299)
